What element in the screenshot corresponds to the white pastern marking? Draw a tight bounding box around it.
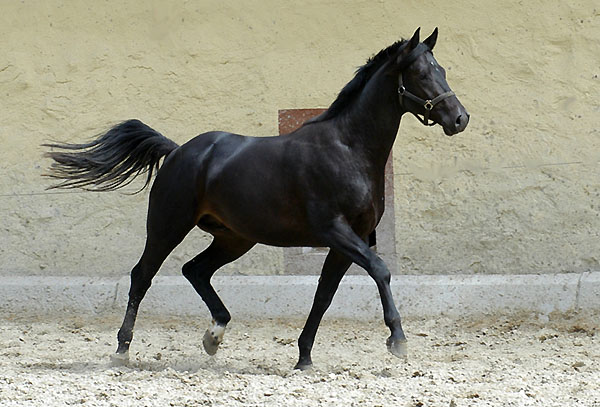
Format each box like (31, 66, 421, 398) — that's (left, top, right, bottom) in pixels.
(210, 323, 226, 342)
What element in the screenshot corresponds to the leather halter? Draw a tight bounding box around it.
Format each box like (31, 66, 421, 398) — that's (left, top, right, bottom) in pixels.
(397, 43, 455, 126)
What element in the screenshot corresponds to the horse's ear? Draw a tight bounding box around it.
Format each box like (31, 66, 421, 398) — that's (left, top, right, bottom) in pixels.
(408, 27, 421, 50)
(394, 28, 421, 66)
(424, 27, 438, 50)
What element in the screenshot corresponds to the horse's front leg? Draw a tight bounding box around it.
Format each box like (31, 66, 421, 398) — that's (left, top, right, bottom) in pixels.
(295, 249, 352, 370)
(323, 220, 408, 359)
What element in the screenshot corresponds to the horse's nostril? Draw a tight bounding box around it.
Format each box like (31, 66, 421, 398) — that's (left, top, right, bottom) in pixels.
(454, 113, 469, 132)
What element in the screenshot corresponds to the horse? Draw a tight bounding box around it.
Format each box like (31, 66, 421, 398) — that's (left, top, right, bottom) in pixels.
(44, 27, 469, 370)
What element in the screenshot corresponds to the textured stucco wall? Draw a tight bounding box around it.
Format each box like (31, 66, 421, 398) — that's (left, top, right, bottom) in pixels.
(1, 0, 598, 277)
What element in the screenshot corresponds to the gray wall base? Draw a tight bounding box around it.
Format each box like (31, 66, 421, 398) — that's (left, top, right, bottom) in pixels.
(1, 273, 598, 319)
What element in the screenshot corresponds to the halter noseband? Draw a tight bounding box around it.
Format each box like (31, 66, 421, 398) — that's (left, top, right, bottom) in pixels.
(397, 43, 455, 126)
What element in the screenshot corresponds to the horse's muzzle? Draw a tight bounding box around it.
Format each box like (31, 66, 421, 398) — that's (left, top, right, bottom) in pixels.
(444, 111, 470, 136)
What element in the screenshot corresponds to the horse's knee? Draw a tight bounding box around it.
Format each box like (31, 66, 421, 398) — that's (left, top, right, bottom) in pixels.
(369, 258, 391, 283)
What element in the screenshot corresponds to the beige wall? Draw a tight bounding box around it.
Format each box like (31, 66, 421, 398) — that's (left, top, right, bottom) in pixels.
(1, 0, 598, 277)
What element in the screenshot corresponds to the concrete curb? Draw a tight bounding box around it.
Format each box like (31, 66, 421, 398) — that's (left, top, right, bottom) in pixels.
(0, 273, 598, 318)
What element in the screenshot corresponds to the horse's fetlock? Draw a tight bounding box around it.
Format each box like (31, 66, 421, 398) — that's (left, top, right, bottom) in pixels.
(218, 313, 231, 325)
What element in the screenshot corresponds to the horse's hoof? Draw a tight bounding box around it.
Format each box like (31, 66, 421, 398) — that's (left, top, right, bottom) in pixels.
(202, 329, 219, 355)
(386, 337, 408, 359)
(294, 361, 313, 371)
(110, 350, 130, 366)
(202, 323, 226, 356)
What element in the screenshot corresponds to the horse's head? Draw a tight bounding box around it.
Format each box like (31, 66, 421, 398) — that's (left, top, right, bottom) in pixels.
(391, 28, 469, 136)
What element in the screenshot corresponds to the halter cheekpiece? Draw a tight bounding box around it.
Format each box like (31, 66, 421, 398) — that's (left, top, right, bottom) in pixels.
(397, 43, 455, 126)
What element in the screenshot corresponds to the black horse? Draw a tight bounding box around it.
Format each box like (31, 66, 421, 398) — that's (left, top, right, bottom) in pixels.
(44, 28, 468, 369)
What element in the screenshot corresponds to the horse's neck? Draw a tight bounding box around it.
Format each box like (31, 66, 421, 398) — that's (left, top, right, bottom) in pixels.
(336, 73, 403, 172)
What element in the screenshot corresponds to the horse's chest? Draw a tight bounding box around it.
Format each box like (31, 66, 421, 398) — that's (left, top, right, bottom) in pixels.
(340, 176, 384, 220)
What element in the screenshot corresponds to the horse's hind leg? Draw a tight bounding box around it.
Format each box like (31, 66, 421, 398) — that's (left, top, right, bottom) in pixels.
(112, 246, 170, 364)
(112, 192, 196, 364)
(182, 234, 255, 355)
(296, 249, 352, 370)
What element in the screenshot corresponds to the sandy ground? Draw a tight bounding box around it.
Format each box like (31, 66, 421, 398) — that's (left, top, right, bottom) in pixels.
(1, 312, 599, 407)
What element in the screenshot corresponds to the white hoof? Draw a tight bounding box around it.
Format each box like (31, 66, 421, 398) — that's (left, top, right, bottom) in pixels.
(203, 322, 226, 356)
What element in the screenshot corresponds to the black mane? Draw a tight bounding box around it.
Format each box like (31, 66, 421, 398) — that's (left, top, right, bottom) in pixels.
(306, 39, 407, 124)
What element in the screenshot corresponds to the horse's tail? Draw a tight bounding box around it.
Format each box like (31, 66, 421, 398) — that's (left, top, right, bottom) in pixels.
(43, 119, 179, 192)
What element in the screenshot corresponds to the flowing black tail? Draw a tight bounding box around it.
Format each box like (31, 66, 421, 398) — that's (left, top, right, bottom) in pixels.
(43, 119, 179, 192)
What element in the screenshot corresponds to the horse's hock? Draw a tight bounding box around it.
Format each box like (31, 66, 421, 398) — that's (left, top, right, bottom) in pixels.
(278, 109, 397, 275)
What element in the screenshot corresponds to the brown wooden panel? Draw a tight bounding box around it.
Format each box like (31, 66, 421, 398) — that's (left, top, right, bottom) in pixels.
(278, 108, 326, 134)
